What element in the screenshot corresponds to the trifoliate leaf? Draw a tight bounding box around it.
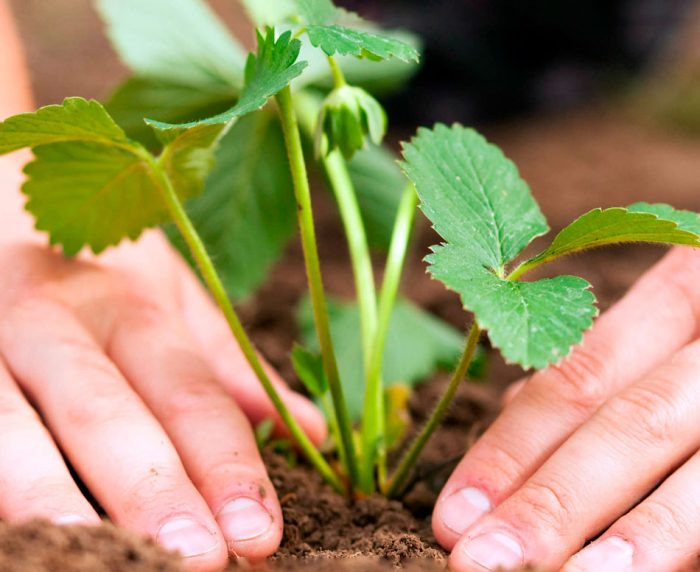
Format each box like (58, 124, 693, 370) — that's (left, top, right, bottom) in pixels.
(402, 124, 600, 369)
(306, 25, 420, 63)
(522, 205, 700, 271)
(402, 124, 548, 273)
(291, 344, 329, 398)
(429, 246, 598, 369)
(97, 0, 245, 89)
(106, 77, 237, 148)
(0, 98, 221, 256)
(299, 297, 465, 419)
(0, 97, 129, 154)
(165, 111, 296, 299)
(147, 28, 308, 131)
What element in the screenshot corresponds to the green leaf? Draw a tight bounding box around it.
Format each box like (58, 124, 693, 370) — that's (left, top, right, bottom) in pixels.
(402, 124, 548, 273)
(0, 98, 221, 256)
(291, 344, 329, 398)
(23, 142, 159, 256)
(306, 25, 420, 63)
(96, 0, 245, 89)
(298, 0, 341, 25)
(299, 297, 465, 419)
(429, 246, 598, 369)
(523, 206, 700, 270)
(402, 124, 599, 369)
(158, 123, 225, 200)
(165, 111, 296, 299)
(629, 202, 700, 235)
(0, 97, 129, 155)
(105, 77, 237, 148)
(254, 418, 275, 447)
(147, 28, 308, 131)
(346, 145, 406, 250)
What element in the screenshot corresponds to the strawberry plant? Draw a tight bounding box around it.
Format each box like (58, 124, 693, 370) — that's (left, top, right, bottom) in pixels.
(2, 0, 700, 499)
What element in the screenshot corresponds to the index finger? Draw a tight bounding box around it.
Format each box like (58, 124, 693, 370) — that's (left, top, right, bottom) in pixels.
(433, 246, 700, 549)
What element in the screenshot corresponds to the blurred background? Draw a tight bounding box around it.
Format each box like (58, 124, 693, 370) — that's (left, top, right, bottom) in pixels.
(7, 0, 700, 302)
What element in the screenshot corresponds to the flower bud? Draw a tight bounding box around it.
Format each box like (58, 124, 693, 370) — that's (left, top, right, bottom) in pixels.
(315, 85, 387, 160)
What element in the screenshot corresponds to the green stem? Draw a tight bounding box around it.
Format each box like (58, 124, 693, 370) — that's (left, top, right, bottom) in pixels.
(275, 85, 360, 489)
(322, 151, 378, 373)
(328, 56, 347, 88)
(507, 257, 544, 281)
(147, 155, 343, 494)
(385, 323, 481, 498)
(359, 184, 418, 492)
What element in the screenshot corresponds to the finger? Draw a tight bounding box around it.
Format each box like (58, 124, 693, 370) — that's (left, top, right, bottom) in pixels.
(177, 264, 327, 445)
(448, 337, 700, 572)
(433, 247, 700, 548)
(107, 299, 283, 559)
(0, 298, 227, 571)
(0, 359, 99, 525)
(564, 450, 700, 572)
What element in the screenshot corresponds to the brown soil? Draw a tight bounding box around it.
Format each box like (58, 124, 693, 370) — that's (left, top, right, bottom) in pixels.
(0, 520, 183, 572)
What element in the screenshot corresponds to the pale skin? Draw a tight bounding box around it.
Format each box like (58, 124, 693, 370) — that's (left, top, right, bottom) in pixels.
(4, 5, 700, 572)
(0, 3, 326, 571)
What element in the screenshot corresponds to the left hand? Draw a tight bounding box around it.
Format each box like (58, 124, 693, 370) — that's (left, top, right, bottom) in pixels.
(432, 247, 700, 571)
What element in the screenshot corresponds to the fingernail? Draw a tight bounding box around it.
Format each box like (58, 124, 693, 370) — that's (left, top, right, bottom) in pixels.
(53, 514, 90, 526)
(462, 530, 524, 570)
(440, 487, 492, 535)
(217, 497, 272, 542)
(157, 518, 218, 558)
(569, 536, 634, 571)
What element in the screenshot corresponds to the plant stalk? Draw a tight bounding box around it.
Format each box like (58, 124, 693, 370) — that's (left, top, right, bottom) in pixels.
(147, 156, 344, 494)
(328, 56, 347, 88)
(322, 151, 378, 373)
(275, 85, 360, 488)
(385, 322, 481, 498)
(359, 184, 418, 492)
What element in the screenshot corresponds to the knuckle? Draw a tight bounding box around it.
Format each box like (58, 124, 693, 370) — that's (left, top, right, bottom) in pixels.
(120, 465, 188, 518)
(163, 375, 234, 418)
(470, 440, 530, 493)
(538, 344, 610, 413)
(195, 459, 263, 495)
(0, 391, 32, 421)
(19, 476, 78, 507)
(117, 294, 169, 329)
(633, 498, 694, 545)
(63, 380, 143, 432)
(604, 383, 680, 447)
(516, 480, 577, 535)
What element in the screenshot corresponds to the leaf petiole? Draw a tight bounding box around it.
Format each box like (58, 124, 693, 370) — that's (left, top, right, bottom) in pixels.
(275, 85, 360, 490)
(385, 322, 481, 498)
(145, 153, 345, 494)
(360, 183, 418, 492)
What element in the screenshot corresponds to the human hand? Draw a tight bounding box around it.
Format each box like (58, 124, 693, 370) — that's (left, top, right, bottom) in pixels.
(432, 246, 700, 571)
(0, 157, 325, 571)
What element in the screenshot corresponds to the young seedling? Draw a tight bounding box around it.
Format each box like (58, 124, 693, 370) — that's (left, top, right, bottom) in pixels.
(2, 0, 700, 502)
